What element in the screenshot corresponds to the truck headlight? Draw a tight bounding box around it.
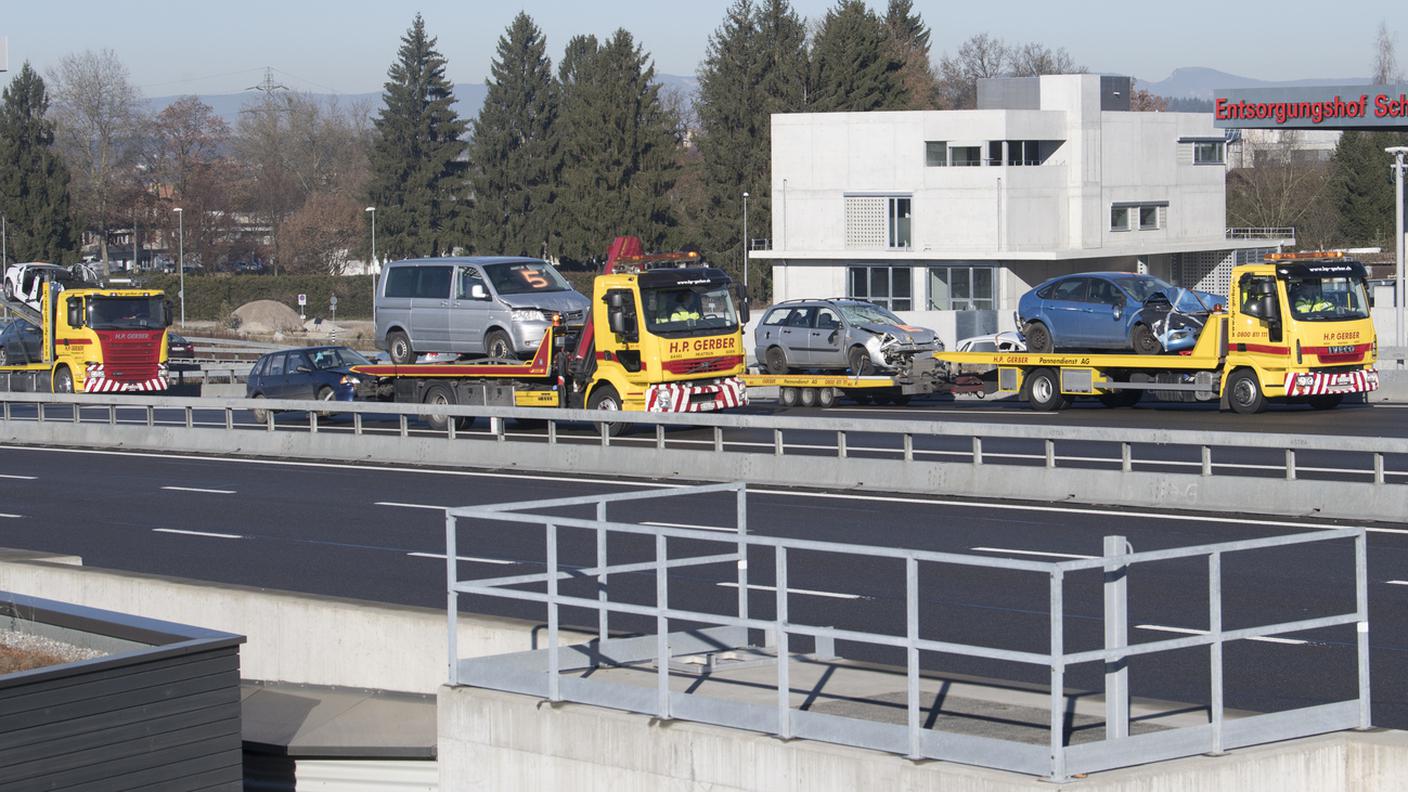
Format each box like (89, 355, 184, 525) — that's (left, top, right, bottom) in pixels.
(511, 309, 546, 322)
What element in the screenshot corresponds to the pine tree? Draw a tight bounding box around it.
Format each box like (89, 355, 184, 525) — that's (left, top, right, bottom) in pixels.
(0, 62, 75, 264)
(367, 14, 469, 259)
(692, 0, 808, 294)
(884, 0, 940, 110)
(1332, 130, 1408, 245)
(555, 30, 680, 263)
(809, 0, 908, 113)
(466, 13, 558, 257)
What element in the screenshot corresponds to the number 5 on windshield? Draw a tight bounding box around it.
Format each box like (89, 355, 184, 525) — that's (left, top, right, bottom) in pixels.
(520, 268, 549, 288)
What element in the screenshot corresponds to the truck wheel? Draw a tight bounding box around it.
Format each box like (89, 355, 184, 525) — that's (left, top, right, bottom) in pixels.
(764, 346, 789, 375)
(1225, 369, 1266, 415)
(1131, 324, 1161, 355)
(779, 387, 800, 407)
(485, 329, 513, 360)
(587, 385, 627, 437)
(1098, 390, 1143, 408)
(52, 366, 74, 394)
(817, 387, 837, 408)
(387, 331, 414, 364)
(1023, 368, 1068, 412)
(800, 387, 820, 407)
(1024, 323, 1053, 353)
(1308, 394, 1344, 410)
(848, 346, 873, 375)
(423, 383, 472, 432)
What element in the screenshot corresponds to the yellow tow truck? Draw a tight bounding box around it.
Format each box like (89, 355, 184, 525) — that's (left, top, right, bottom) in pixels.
(936, 252, 1378, 413)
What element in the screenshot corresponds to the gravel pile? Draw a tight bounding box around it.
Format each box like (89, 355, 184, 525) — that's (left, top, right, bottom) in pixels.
(0, 630, 107, 674)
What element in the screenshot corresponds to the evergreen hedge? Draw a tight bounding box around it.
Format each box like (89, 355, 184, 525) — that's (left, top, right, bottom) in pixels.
(134, 274, 377, 322)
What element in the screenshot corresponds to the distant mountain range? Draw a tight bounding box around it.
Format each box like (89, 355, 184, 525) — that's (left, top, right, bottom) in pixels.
(146, 74, 699, 127)
(1133, 67, 1372, 100)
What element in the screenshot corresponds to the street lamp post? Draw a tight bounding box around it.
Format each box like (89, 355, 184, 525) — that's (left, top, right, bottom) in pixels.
(1, 213, 6, 270)
(741, 191, 750, 294)
(173, 207, 184, 326)
(365, 206, 377, 324)
(1388, 147, 1408, 349)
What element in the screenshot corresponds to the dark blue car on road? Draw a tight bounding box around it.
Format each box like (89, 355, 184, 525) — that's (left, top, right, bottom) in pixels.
(246, 346, 370, 422)
(1017, 273, 1222, 354)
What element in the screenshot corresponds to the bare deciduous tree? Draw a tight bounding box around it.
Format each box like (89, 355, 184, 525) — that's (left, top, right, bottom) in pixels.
(148, 96, 238, 269)
(1008, 43, 1083, 78)
(1227, 132, 1338, 250)
(48, 49, 145, 273)
(936, 35, 1084, 110)
(1374, 21, 1402, 84)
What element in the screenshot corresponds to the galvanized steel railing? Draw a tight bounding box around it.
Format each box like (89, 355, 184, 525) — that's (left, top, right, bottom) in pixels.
(445, 483, 1369, 781)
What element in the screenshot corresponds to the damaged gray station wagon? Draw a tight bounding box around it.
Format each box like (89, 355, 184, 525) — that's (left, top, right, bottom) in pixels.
(754, 299, 942, 375)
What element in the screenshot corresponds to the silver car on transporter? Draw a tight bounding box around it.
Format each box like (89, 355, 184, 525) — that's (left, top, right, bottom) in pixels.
(375, 257, 591, 363)
(753, 298, 942, 374)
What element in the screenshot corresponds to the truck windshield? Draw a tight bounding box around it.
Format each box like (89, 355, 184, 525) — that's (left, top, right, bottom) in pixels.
(643, 284, 739, 337)
(88, 297, 169, 329)
(483, 261, 572, 295)
(1285, 276, 1370, 321)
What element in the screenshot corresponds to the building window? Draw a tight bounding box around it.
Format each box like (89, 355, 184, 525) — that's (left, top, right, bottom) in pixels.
(949, 146, 982, 167)
(888, 197, 911, 248)
(1194, 141, 1225, 165)
(1139, 205, 1159, 230)
(1111, 206, 1131, 231)
(848, 266, 912, 311)
(928, 266, 995, 311)
(925, 141, 947, 166)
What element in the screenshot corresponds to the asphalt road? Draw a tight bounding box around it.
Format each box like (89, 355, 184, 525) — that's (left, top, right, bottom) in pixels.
(0, 444, 1405, 730)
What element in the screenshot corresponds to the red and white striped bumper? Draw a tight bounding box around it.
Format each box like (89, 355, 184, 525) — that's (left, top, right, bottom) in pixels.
(84, 363, 169, 393)
(645, 377, 748, 412)
(1283, 368, 1378, 397)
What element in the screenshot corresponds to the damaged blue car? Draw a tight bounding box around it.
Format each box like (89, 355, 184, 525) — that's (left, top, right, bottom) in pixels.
(1017, 273, 1222, 354)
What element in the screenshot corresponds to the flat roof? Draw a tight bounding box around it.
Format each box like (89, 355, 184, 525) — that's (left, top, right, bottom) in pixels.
(750, 237, 1292, 262)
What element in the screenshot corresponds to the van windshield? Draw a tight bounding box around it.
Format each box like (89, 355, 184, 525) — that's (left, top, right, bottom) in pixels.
(483, 261, 572, 295)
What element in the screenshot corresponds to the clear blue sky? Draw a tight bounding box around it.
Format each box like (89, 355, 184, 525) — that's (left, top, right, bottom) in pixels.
(2, 1, 1400, 96)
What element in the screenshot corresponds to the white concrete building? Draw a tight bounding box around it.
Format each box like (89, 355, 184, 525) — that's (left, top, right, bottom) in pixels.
(750, 74, 1291, 344)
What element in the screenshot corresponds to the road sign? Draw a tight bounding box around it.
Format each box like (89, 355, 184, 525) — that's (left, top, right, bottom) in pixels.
(329, 295, 338, 307)
(297, 293, 307, 306)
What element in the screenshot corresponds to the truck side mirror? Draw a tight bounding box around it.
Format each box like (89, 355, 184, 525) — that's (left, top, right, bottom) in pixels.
(164, 300, 175, 327)
(1244, 294, 1277, 320)
(67, 299, 83, 328)
(608, 310, 628, 335)
(736, 284, 750, 324)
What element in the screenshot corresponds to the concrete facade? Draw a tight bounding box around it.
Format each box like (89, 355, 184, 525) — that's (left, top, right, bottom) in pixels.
(754, 74, 1288, 345)
(440, 686, 1408, 792)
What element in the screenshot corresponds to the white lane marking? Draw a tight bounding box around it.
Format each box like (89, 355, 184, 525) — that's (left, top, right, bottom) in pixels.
(161, 486, 236, 495)
(1135, 624, 1308, 646)
(0, 513, 22, 519)
(4, 445, 1402, 534)
(0, 474, 36, 480)
(717, 581, 861, 600)
(407, 552, 516, 565)
(376, 501, 448, 510)
(642, 520, 736, 533)
(969, 546, 1097, 560)
(748, 488, 1404, 535)
(152, 528, 242, 539)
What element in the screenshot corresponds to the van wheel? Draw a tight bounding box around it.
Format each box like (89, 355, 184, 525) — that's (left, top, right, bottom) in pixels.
(1024, 323, 1053, 353)
(1225, 369, 1266, 415)
(1131, 324, 1161, 355)
(52, 366, 74, 394)
(587, 385, 627, 437)
(387, 331, 414, 364)
(764, 346, 789, 375)
(485, 329, 513, 360)
(1023, 368, 1068, 411)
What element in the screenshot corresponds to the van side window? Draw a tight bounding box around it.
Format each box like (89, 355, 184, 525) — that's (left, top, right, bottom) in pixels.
(385, 268, 416, 298)
(458, 268, 487, 299)
(416, 266, 453, 299)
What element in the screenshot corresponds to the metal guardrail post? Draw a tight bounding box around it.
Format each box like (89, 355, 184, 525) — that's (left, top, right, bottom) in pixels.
(495, 417, 505, 443)
(714, 426, 723, 453)
(776, 546, 791, 739)
(903, 433, 913, 462)
(547, 522, 561, 703)
(446, 511, 459, 686)
(70, 402, 78, 424)
(773, 429, 783, 456)
(447, 416, 456, 441)
(2, 400, 9, 421)
(146, 405, 153, 427)
(265, 409, 274, 432)
(547, 419, 557, 445)
(1209, 551, 1224, 754)
(1202, 446, 1212, 476)
(600, 421, 609, 448)
(655, 532, 670, 719)
(109, 405, 117, 427)
(596, 502, 609, 645)
(1104, 536, 1129, 741)
(1048, 569, 1067, 782)
(656, 424, 665, 450)
(1285, 449, 1296, 481)
(223, 408, 232, 431)
(184, 406, 193, 429)
(972, 436, 983, 465)
(837, 431, 847, 459)
(906, 556, 921, 759)
(353, 413, 362, 436)
(1356, 531, 1372, 729)
(399, 415, 407, 438)
(309, 411, 318, 434)
(1120, 443, 1132, 473)
(735, 483, 749, 623)
(1045, 439, 1055, 468)
(36, 403, 44, 425)
(1374, 453, 1385, 485)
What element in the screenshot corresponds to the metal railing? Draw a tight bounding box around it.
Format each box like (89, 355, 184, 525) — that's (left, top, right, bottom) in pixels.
(446, 483, 1369, 781)
(1226, 227, 1296, 240)
(0, 391, 1404, 521)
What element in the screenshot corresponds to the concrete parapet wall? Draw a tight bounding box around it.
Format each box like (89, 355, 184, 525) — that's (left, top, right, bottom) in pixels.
(0, 553, 584, 693)
(439, 686, 1408, 792)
